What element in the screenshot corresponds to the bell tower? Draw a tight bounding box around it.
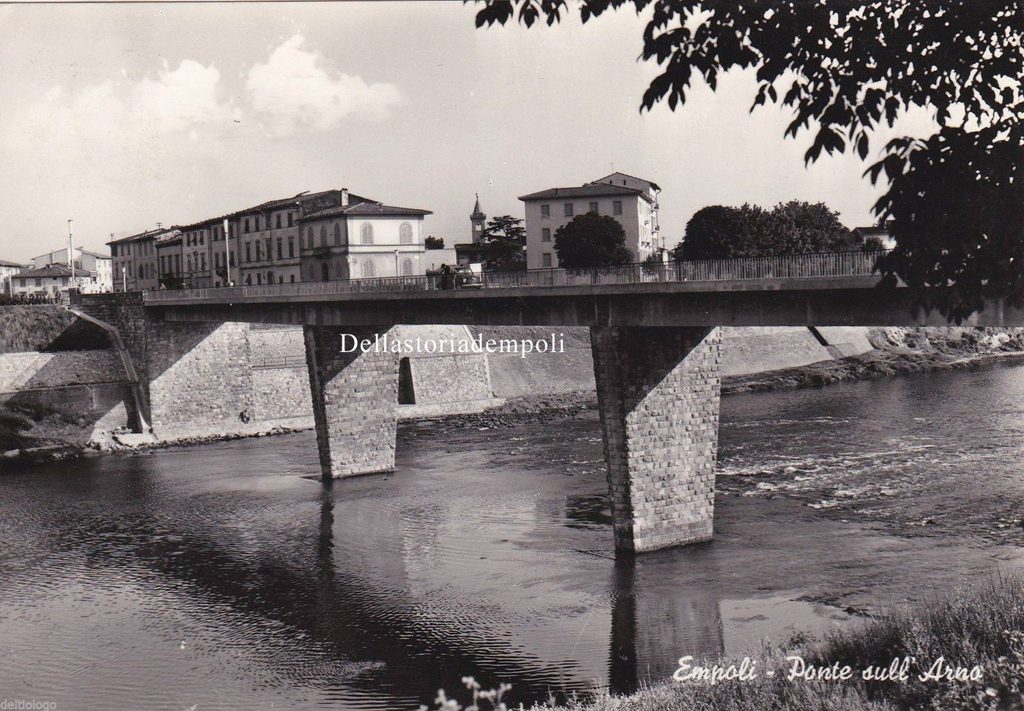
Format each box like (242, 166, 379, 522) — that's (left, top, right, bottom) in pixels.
(470, 194, 486, 244)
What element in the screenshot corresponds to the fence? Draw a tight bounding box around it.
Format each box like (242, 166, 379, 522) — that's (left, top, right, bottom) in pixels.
(144, 250, 887, 304)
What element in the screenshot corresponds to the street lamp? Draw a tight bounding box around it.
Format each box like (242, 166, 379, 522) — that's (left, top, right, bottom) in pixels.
(67, 219, 75, 285)
(394, 249, 399, 277)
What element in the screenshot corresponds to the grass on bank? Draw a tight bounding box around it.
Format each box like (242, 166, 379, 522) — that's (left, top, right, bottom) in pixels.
(425, 574, 1024, 711)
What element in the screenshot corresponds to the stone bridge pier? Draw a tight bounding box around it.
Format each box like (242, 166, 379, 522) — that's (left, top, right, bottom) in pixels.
(303, 326, 400, 478)
(591, 326, 722, 554)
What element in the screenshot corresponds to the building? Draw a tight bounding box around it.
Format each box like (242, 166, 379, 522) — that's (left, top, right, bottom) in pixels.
(298, 192, 432, 281)
(109, 229, 163, 292)
(518, 171, 661, 269)
(854, 222, 896, 250)
(233, 190, 370, 287)
(102, 187, 430, 290)
(0, 260, 27, 295)
(30, 246, 112, 292)
(156, 230, 185, 290)
(10, 263, 85, 297)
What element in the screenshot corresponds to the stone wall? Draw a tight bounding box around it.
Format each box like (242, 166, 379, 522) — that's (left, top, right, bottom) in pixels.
(591, 326, 722, 553)
(250, 365, 311, 421)
(0, 351, 126, 392)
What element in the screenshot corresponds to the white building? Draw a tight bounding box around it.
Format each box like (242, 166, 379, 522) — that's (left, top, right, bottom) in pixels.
(519, 172, 661, 269)
(30, 246, 112, 292)
(298, 194, 432, 282)
(0, 259, 27, 296)
(10, 264, 84, 297)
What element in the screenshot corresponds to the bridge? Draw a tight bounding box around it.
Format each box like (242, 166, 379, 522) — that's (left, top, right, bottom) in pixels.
(73, 251, 1024, 556)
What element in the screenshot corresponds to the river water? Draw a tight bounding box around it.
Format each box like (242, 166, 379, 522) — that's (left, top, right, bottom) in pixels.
(1, 363, 1023, 710)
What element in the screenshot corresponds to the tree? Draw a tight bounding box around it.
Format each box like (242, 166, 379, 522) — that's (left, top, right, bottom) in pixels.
(481, 215, 526, 271)
(474, 0, 1024, 322)
(554, 213, 632, 268)
(671, 204, 772, 260)
(424, 236, 444, 250)
(672, 201, 859, 260)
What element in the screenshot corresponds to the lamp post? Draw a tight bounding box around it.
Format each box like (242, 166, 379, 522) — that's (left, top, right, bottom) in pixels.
(223, 218, 232, 286)
(67, 219, 75, 286)
(121, 266, 127, 293)
(394, 249, 399, 277)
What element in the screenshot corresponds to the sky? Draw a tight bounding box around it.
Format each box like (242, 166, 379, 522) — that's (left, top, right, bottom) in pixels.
(0, 2, 938, 262)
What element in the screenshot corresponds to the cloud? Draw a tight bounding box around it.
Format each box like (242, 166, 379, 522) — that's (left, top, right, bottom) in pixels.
(246, 34, 402, 137)
(6, 59, 238, 173)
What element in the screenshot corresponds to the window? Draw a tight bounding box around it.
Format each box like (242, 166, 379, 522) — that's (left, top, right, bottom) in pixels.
(257, 273, 262, 285)
(542, 253, 552, 267)
(333, 223, 342, 246)
(306, 227, 314, 249)
(200, 254, 206, 270)
(245, 274, 252, 286)
(542, 228, 551, 242)
(360, 223, 373, 245)
(321, 263, 329, 281)
(564, 203, 573, 217)
(244, 218, 250, 233)
(288, 236, 295, 258)
(399, 222, 412, 245)
(589, 202, 599, 214)
(320, 226, 327, 247)
(363, 260, 376, 278)
(255, 242, 262, 261)
(276, 214, 282, 229)
(214, 226, 220, 239)
(613, 200, 622, 216)
(540, 204, 550, 217)
(277, 238, 283, 260)
(287, 212, 294, 227)
(289, 274, 295, 283)
(245, 243, 252, 262)
(267, 271, 273, 284)
(402, 258, 413, 276)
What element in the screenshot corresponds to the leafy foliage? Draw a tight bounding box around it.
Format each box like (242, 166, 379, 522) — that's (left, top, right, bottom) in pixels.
(481, 215, 527, 271)
(553, 212, 632, 268)
(672, 201, 863, 260)
(473, 0, 1024, 321)
(425, 236, 445, 250)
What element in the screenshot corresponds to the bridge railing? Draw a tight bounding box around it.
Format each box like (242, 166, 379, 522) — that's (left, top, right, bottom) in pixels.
(143, 250, 888, 303)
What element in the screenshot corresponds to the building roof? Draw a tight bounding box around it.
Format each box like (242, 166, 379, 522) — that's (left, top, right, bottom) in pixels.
(107, 228, 167, 245)
(301, 201, 432, 220)
(0, 259, 26, 268)
(12, 263, 94, 279)
(174, 189, 375, 231)
(853, 225, 890, 237)
(518, 182, 652, 202)
(591, 172, 661, 191)
(79, 249, 111, 260)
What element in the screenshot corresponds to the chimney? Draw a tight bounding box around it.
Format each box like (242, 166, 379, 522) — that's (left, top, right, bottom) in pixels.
(341, 188, 349, 207)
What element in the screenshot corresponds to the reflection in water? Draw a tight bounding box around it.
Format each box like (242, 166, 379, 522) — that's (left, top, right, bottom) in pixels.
(610, 554, 726, 694)
(0, 363, 1022, 709)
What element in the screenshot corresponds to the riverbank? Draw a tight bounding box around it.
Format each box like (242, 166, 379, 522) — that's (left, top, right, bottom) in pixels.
(447, 573, 1021, 711)
(724, 327, 1024, 394)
